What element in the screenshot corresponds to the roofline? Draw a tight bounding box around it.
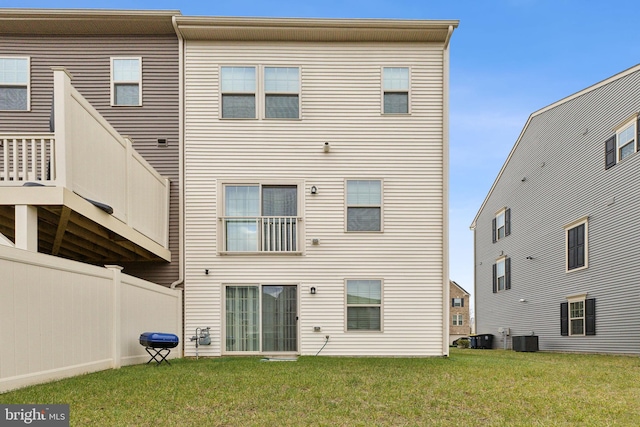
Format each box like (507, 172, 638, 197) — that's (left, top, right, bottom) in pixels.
(174, 16, 459, 42)
(470, 63, 640, 230)
(450, 280, 470, 296)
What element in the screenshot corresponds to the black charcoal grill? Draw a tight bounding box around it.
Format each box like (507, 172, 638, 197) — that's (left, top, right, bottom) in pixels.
(139, 332, 179, 366)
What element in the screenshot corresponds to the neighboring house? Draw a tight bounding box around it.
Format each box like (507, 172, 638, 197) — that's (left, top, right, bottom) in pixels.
(449, 280, 470, 344)
(471, 65, 640, 354)
(0, 9, 180, 286)
(174, 17, 457, 356)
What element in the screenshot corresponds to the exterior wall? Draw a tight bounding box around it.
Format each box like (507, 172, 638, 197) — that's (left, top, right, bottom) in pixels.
(449, 281, 470, 343)
(184, 41, 447, 356)
(0, 35, 179, 285)
(474, 66, 640, 354)
(0, 245, 182, 393)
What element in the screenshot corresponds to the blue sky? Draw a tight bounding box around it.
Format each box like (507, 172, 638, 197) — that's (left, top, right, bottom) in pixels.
(5, 0, 640, 296)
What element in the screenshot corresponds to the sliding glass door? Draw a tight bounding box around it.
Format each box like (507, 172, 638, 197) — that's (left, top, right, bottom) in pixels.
(225, 285, 297, 353)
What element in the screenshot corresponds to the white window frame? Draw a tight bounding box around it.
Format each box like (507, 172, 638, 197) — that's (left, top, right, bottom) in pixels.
(345, 279, 383, 332)
(220, 65, 257, 119)
(0, 56, 30, 111)
(496, 256, 506, 292)
(564, 217, 588, 273)
(495, 208, 506, 240)
(452, 298, 463, 307)
(219, 180, 304, 254)
(382, 66, 410, 115)
(263, 66, 300, 120)
(111, 57, 142, 107)
(615, 115, 637, 162)
(452, 314, 463, 326)
(345, 179, 383, 233)
(567, 293, 587, 337)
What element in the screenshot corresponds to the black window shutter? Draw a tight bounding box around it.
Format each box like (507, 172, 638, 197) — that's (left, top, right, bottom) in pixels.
(505, 208, 511, 237)
(585, 298, 596, 335)
(461, 298, 464, 308)
(560, 302, 569, 336)
(505, 257, 511, 290)
(451, 298, 455, 307)
(492, 218, 497, 243)
(605, 135, 616, 169)
(492, 263, 497, 293)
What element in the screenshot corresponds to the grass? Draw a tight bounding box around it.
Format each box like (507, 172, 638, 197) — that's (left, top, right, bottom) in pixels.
(2, 349, 640, 426)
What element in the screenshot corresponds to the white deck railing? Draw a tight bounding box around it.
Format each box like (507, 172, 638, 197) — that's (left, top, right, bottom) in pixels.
(221, 216, 300, 252)
(0, 68, 169, 248)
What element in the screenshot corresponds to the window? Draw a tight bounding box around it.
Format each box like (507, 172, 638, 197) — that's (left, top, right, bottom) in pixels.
(565, 218, 587, 272)
(383, 67, 409, 114)
(617, 118, 636, 161)
(452, 314, 463, 326)
(606, 116, 639, 168)
(492, 257, 511, 293)
(0, 57, 29, 111)
(222, 184, 298, 252)
(452, 298, 464, 307)
(560, 296, 595, 336)
(221, 66, 256, 118)
(492, 208, 510, 243)
(346, 180, 382, 232)
(346, 280, 382, 331)
(264, 67, 299, 119)
(111, 58, 141, 106)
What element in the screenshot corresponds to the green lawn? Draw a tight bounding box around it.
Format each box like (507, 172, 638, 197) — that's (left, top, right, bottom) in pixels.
(2, 349, 640, 426)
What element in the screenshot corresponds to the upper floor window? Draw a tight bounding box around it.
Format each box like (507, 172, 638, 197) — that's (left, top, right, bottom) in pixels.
(565, 217, 588, 272)
(111, 57, 142, 106)
(346, 180, 382, 232)
(561, 295, 595, 336)
(606, 115, 639, 169)
(452, 298, 464, 307)
(492, 256, 511, 293)
(0, 57, 29, 111)
(221, 66, 256, 119)
(346, 279, 382, 331)
(222, 184, 299, 253)
(264, 67, 299, 119)
(492, 208, 511, 243)
(617, 118, 637, 162)
(382, 67, 409, 114)
(452, 314, 463, 326)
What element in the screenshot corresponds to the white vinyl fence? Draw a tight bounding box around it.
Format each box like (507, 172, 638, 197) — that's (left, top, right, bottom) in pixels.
(0, 246, 182, 393)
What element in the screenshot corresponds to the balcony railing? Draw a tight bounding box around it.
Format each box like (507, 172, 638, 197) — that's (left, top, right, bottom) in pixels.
(0, 68, 169, 249)
(222, 216, 300, 253)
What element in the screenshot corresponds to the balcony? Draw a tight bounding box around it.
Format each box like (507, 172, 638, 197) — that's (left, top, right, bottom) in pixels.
(221, 216, 301, 253)
(0, 68, 170, 263)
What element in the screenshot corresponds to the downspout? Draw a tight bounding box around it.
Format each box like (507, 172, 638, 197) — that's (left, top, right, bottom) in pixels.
(170, 14, 185, 292)
(442, 25, 453, 356)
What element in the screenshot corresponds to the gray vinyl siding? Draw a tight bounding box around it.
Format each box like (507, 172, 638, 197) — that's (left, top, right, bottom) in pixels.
(0, 36, 179, 286)
(474, 66, 640, 354)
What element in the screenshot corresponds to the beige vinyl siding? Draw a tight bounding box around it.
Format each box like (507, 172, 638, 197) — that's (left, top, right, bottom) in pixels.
(0, 36, 179, 286)
(184, 41, 446, 356)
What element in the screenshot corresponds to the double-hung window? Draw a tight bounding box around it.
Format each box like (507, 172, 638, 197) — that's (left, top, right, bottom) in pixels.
(221, 66, 257, 118)
(346, 180, 382, 232)
(452, 314, 463, 326)
(492, 208, 510, 242)
(561, 295, 595, 336)
(111, 57, 141, 106)
(452, 298, 463, 307)
(223, 184, 299, 252)
(346, 279, 382, 331)
(264, 67, 299, 119)
(492, 257, 511, 293)
(382, 67, 409, 114)
(0, 57, 29, 111)
(617, 118, 637, 161)
(565, 217, 587, 272)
